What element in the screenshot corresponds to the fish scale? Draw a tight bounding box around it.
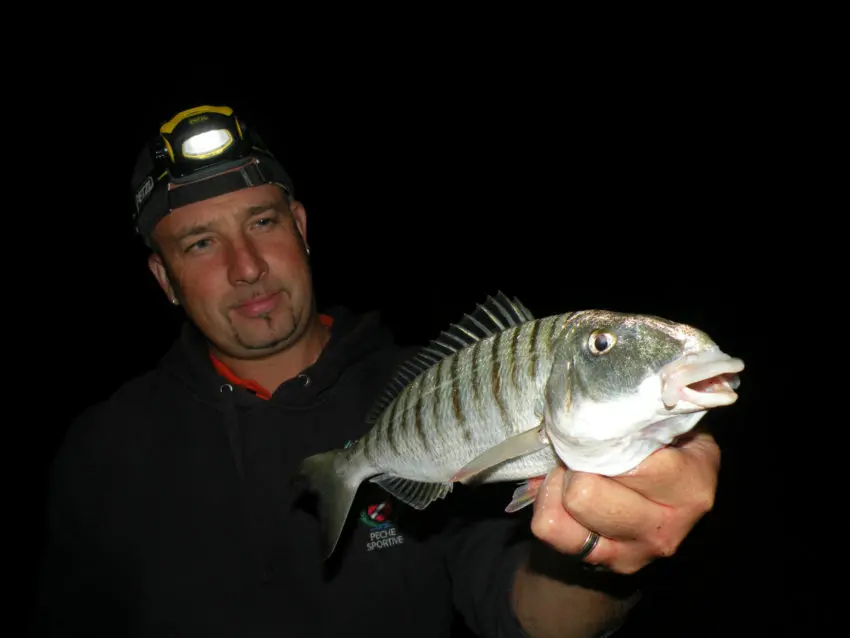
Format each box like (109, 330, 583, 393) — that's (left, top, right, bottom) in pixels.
(298, 292, 745, 558)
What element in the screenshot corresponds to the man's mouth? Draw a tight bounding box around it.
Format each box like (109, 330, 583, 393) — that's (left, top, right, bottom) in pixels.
(234, 291, 282, 318)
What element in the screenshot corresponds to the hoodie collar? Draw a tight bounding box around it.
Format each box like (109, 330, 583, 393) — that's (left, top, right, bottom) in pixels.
(208, 314, 335, 401)
(158, 307, 396, 411)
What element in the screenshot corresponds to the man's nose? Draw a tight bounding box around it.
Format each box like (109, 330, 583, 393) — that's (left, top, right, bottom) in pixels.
(227, 238, 268, 285)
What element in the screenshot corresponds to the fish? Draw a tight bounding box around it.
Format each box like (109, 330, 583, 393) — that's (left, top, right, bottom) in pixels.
(298, 292, 745, 557)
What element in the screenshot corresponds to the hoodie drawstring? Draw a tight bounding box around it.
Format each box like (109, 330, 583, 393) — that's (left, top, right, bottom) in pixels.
(219, 383, 245, 481)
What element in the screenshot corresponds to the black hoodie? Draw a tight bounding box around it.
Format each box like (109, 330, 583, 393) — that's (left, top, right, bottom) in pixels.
(34, 307, 534, 637)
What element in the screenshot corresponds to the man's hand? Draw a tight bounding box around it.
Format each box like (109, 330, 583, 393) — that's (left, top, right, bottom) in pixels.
(529, 432, 721, 574)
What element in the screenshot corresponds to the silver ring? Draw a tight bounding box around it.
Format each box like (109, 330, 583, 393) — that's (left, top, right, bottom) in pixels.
(575, 530, 600, 560)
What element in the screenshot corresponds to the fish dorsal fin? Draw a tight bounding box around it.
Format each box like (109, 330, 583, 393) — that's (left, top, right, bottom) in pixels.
(364, 291, 535, 424)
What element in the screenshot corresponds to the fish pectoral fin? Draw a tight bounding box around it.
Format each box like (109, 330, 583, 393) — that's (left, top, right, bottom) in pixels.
(369, 475, 453, 510)
(505, 475, 547, 513)
(451, 425, 550, 485)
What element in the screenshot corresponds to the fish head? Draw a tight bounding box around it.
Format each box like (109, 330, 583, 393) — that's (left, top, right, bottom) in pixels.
(542, 310, 744, 475)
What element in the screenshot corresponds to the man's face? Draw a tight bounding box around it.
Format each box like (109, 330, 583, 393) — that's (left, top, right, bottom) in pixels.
(148, 183, 315, 360)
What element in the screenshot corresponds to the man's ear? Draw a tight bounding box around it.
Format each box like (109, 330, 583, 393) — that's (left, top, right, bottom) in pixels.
(148, 252, 178, 304)
(290, 199, 308, 247)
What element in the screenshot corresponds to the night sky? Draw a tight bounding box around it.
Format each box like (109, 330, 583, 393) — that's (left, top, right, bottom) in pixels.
(16, 48, 809, 636)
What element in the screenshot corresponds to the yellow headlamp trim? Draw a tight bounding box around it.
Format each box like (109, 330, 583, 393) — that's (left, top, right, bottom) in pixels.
(160, 105, 234, 134)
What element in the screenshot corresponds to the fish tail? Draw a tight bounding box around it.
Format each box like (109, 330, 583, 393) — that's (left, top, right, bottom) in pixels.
(298, 445, 372, 559)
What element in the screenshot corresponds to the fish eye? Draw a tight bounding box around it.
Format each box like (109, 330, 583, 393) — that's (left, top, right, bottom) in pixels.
(588, 331, 616, 355)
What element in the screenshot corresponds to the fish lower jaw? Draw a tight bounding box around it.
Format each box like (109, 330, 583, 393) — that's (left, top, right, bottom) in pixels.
(548, 412, 707, 476)
(676, 382, 739, 409)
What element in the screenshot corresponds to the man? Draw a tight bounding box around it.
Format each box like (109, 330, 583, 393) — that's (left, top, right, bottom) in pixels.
(34, 104, 721, 637)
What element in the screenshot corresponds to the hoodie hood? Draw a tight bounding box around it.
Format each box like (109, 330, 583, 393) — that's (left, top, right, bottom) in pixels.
(156, 306, 400, 413)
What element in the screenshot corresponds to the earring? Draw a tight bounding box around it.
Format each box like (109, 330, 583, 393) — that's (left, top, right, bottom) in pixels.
(171, 297, 178, 305)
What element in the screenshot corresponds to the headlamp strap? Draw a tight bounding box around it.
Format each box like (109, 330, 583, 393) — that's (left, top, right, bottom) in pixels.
(167, 160, 271, 211)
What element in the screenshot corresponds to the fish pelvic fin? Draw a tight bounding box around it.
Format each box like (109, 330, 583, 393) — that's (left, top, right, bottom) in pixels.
(365, 291, 535, 424)
(298, 447, 370, 559)
(369, 475, 453, 510)
(505, 475, 547, 513)
(451, 423, 550, 484)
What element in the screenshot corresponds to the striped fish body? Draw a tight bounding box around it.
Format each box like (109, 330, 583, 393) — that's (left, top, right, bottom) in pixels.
(298, 293, 566, 557)
(357, 313, 564, 485)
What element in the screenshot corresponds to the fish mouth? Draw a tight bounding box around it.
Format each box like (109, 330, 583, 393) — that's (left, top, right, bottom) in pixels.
(660, 348, 745, 409)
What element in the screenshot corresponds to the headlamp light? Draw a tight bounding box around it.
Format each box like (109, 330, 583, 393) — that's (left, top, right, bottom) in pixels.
(130, 105, 295, 245)
(181, 129, 234, 159)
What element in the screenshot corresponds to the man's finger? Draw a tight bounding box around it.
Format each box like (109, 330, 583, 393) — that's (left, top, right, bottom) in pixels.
(530, 467, 607, 563)
(561, 470, 668, 542)
(612, 432, 721, 508)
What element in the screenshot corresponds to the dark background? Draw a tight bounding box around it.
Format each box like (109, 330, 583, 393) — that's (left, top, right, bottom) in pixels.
(13, 35, 816, 636)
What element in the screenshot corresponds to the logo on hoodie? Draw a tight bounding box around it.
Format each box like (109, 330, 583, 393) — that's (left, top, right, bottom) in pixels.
(360, 500, 404, 551)
(360, 500, 393, 528)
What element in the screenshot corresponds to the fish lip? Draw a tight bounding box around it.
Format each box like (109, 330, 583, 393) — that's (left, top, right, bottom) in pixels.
(660, 348, 745, 409)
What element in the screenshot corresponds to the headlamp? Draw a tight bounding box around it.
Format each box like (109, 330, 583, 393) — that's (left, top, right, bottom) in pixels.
(130, 105, 295, 245)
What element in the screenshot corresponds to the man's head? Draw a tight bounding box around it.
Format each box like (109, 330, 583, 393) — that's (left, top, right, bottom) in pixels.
(131, 105, 317, 360)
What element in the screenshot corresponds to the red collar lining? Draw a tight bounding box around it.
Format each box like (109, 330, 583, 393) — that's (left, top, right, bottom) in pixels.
(209, 313, 333, 400)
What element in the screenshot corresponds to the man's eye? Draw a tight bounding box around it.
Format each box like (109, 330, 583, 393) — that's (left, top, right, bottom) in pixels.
(186, 238, 211, 253)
